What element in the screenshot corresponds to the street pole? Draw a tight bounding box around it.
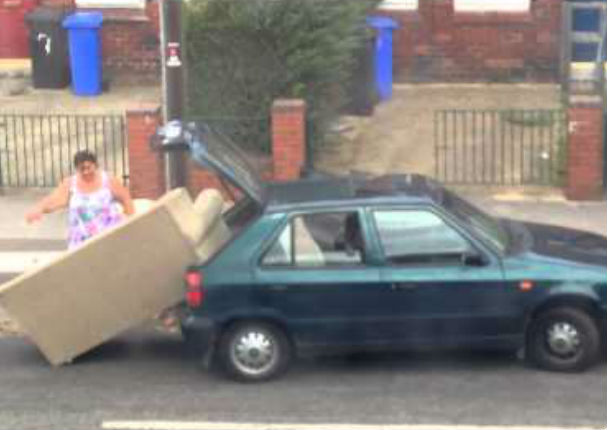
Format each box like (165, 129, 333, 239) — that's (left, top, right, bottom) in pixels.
(160, 0, 187, 189)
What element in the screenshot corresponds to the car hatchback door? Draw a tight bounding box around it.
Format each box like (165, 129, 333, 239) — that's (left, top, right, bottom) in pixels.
(254, 210, 395, 350)
(372, 208, 522, 347)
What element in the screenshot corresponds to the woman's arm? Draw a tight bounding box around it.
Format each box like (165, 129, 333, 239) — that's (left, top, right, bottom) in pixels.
(25, 178, 70, 223)
(109, 177, 135, 216)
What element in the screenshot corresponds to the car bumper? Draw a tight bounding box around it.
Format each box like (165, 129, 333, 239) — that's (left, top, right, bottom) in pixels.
(180, 315, 216, 357)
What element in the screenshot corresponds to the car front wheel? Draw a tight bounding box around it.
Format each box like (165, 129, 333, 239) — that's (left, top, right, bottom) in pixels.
(527, 307, 600, 372)
(218, 321, 292, 382)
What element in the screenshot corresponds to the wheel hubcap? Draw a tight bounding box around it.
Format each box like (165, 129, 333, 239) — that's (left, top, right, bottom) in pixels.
(546, 322, 581, 358)
(231, 329, 276, 376)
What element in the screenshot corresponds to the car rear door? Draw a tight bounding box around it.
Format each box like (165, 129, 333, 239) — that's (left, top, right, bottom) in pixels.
(371, 207, 523, 347)
(253, 209, 394, 350)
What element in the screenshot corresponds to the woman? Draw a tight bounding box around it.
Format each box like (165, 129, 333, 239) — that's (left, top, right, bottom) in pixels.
(26, 150, 135, 249)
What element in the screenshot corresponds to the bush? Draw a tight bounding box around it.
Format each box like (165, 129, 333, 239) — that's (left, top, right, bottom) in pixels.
(185, 0, 379, 154)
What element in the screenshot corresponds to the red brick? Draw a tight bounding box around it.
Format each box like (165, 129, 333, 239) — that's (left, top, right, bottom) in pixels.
(272, 100, 307, 179)
(379, 0, 561, 82)
(566, 104, 604, 201)
(98, 1, 161, 79)
(126, 106, 164, 199)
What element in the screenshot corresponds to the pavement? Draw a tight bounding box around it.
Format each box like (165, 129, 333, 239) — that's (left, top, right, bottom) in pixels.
(0, 189, 67, 333)
(1, 58, 160, 112)
(0, 189, 66, 281)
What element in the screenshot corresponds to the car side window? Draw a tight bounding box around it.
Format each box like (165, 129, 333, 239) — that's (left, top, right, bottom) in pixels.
(374, 210, 472, 266)
(262, 212, 364, 267)
(262, 223, 293, 266)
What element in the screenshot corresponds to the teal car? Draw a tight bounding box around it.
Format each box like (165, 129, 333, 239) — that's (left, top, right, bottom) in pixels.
(156, 122, 607, 382)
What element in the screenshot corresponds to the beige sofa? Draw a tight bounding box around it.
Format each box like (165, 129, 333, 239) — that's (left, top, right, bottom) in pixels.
(0, 188, 229, 366)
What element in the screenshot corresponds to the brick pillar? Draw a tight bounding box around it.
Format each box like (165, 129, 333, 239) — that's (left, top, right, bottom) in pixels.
(126, 104, 165, 199)
(271, 99, 307, 181)
(566, 103, 604, 201)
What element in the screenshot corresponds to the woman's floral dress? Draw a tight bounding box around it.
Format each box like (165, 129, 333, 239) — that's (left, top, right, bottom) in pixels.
(67, 172, 123, 249)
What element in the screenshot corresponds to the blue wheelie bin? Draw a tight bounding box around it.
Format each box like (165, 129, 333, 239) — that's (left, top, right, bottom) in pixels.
(62, 12, 103, 96)
(366, 16, 399, 101)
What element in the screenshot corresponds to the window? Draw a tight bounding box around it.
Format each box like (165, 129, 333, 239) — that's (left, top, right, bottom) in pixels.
(262, 212, 364, 267)
(443, 191, 508, 253)
(262, 223, 293, 266)
(378, 0, 418, 11)
(374, 210, 472, 265)
(453, 0, 530, 13)
(75, 0, 145, 9)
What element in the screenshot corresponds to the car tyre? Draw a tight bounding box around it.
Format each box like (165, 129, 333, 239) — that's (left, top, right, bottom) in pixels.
(526, 307, 600, 372)
(218, 321, 292, 382)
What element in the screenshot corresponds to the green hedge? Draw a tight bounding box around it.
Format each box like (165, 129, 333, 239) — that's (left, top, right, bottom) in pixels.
(185, 0, 379, 154)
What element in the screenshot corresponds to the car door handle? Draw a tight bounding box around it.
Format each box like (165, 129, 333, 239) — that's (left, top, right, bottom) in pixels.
(391, 283, 418, 291)
(269, 285, 289, 292)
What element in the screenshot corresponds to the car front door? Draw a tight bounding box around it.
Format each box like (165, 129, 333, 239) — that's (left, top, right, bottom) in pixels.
(371, 208, 522, 347)
(254, 210, 393, 350)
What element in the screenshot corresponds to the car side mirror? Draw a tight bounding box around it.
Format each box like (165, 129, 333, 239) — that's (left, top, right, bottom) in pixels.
(461, 251, 487, 267)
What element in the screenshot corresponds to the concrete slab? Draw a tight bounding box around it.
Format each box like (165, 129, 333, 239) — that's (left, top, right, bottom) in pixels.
(0, 59, 31, 77)
(0, 82, 160, 114)
(0, 189, 67, 241)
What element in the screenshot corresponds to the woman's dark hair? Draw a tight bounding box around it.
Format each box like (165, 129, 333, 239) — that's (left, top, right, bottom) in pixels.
(73, 150, 97, 168)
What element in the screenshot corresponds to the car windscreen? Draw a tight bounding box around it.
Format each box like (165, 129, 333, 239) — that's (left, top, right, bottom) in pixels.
(443, 191, 509, 253)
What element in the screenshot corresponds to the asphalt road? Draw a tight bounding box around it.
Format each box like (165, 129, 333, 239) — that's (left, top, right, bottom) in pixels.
(0, 328, 605, 430)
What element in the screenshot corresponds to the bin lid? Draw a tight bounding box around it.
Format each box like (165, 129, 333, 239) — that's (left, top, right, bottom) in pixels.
(62, 12, 103, 29)
(366, 16, 399, 30)
(26, 7, 70, 25)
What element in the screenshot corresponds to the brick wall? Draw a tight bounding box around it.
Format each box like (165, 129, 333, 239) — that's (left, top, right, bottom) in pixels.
(379, 0, 561, 82)
(272, 99, 307, 182)
(38, 0, 160, 80)
(40, 0, 73, 7)
(566, 103, 605, 201)
(127, 100, 307, 200)
(126, 104, 165, 199)
(101, 1, 160, 80)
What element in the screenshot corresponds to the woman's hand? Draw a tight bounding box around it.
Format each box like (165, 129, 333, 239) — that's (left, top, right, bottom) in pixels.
(109, 177, 135, 216)
(24, 179, 70, 224)
(25, 209, 43, 224)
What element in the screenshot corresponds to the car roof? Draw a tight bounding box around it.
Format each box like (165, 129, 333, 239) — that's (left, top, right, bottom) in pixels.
(264, 173, 446, 213)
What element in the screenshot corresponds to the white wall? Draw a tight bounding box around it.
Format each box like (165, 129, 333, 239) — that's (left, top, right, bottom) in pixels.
(454, 0, 531, 12)
(378, 0, 418, 11)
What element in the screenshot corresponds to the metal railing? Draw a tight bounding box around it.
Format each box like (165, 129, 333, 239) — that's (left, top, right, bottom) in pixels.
(434, 109, 567, 186)
(0, 113, 127, 188)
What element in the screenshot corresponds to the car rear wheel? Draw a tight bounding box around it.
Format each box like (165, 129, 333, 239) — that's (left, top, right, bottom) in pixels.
(218, 321, 292, 382)
(527, 307, 600, 372)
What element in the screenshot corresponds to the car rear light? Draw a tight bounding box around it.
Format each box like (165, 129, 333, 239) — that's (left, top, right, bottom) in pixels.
(185, 271, 204, 308)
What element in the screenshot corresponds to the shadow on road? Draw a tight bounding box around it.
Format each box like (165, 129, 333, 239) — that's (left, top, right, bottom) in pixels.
(294, 348, 607, 379)
(73, 329, 193, 366)
(3, 328, 606, 379)
(304, 349, 520, 373)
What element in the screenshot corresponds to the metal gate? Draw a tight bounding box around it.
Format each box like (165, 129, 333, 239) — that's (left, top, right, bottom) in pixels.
(0, 113, 128, 188)
(434, 109, 567, 186)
